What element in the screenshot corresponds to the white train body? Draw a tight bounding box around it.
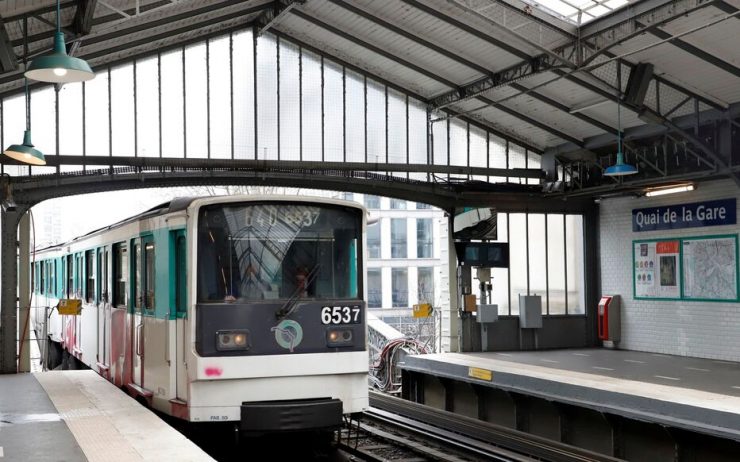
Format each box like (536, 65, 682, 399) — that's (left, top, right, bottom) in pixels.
(32, 195, 369, 431)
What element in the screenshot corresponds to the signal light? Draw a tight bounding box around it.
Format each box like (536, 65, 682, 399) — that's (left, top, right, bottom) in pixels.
(216, 330, 250, 351)
(327, 328, 353, 347)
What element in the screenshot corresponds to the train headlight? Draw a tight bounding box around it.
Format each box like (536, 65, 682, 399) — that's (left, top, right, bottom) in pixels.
(216, 330, 250, 351)
(326, 328, 353, 347)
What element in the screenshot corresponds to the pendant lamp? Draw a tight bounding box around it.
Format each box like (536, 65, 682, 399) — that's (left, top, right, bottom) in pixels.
(24, 0, 94, 83)
(604, 97, 637, 177)
(3, 80, 46, 165)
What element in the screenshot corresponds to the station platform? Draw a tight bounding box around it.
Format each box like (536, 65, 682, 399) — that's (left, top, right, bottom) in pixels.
(400, 348, 740, 442)
(0, 370, 213, 461)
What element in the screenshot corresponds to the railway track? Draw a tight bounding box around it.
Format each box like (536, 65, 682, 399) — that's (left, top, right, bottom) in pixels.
(335, 391, 624, 462)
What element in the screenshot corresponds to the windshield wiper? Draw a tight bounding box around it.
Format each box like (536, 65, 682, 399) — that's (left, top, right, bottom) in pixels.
(275, 264, 321, 321)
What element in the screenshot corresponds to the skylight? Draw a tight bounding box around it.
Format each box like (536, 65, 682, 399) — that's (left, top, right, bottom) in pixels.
(523, 0, 633, 25)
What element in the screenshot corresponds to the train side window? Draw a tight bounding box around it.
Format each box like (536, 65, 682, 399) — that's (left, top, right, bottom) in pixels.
(134, 241, 141, 311)
(67, 256, 73, 298)
(98, 249, 109, 303)
(144, 240, 155, 310)
(86, 250, 95, 303)
(175, 234, 186, 315)
(52, 260, 57, 297)
(77, 254, 84, 297)
(113, 243, 128, 307)
(39, 262, 45, 295)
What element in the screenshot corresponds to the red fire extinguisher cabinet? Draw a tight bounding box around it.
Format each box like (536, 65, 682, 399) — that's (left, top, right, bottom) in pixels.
(598, 295, 621, 343)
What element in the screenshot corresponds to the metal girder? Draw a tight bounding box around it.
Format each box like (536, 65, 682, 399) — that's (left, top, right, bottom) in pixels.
(73, 0, 98, 36)
(446, 0, 576, 68)
(430, 56, 565, 110)
(0, 16, 15, 73)
(580, 0, 719, 64)
(20, 155, 543, 179)
(510, 82, 616, 134)
(6, 167, 575, 212)
(644, 25, 740, 79)
(290, 9, 459, 88)
(323, 0, 595, 143)
(288, 9, 583, 147)
(0, 3, 271, 89)
(255, 0, 304, 36)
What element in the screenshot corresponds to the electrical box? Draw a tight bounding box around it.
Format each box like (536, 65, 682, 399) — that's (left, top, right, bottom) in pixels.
(476, 304, 498, 323)
(519, 295, 542, 329)
(598, 295, 621, 343)
(463, 294, 477, 312)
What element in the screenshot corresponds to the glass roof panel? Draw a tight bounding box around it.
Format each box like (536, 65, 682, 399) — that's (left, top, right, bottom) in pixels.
(521, 0, 642, 25)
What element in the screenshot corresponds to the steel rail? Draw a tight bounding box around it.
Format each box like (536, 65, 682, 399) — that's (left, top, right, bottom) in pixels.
(369, 391, 625, 462)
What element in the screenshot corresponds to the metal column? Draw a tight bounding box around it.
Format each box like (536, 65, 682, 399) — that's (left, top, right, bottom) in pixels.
(445, 213, 459, 352)
(0, 209, 20, 373)
(18, 212, 30, 373)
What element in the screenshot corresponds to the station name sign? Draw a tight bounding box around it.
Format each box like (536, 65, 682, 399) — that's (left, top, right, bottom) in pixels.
(632, 198, 736, 232)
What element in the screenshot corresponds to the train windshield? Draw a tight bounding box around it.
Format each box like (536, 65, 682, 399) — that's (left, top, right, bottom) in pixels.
(198, 202, 361, 302)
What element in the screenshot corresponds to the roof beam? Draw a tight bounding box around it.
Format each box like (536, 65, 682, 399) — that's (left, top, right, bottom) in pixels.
(0, 17, 16, 73)
(290, 9, 583, 147)
(270, 28, 543, 153)
(580, 0, 720, 65)
(73, 0, 97, 36)
(255, 0, 304, 36)
(643, 24, 740, 79)
(326, 1, 604, 139)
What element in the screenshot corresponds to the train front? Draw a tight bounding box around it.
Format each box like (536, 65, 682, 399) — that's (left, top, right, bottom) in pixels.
(189, 198, 369, 433)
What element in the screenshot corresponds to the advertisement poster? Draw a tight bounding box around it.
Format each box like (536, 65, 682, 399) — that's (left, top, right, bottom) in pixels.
(634, 240, 681, 299)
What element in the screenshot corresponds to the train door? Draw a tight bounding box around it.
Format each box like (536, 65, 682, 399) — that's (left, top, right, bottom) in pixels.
(173, 231, 188, 401)
(97, 247, 110, 377)
(133, 235, 155, 390)
(132, 239, 144, 387)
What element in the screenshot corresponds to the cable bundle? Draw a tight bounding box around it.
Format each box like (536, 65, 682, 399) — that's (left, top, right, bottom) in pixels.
(369, 337, 431, 395)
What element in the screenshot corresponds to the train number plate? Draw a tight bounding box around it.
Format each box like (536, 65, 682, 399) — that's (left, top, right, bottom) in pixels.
(321, 306, 361, 325)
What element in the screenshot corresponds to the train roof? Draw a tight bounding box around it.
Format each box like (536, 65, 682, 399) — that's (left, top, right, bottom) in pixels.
(35, 195, 364, 253)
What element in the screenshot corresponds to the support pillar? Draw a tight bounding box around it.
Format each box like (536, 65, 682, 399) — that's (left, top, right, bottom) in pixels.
(18, 212, 30, 373)
(445, 214, 459, 352)
(0, 209, 21, 373)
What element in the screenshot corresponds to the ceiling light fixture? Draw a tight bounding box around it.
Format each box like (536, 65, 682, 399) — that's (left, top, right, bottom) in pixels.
(24, 0, 94, 83)
(645, 184, 695, 197)
(3, 78, 46, 166)
(604, 97, 638, 177)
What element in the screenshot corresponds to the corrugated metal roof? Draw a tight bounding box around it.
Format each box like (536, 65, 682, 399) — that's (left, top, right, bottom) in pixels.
(0, 0, 736, 155)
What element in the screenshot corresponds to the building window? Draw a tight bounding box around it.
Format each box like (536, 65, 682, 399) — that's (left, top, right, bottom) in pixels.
(390, 198, 406, 209)
(85, 250, 95, 303)
(416, 218, 433, 258)
(364, 194, 380, 209)
(391, 218, 407, 258)
(368, 268, 382, 308)
(416, 202, 432, 209)
(367, 223, 381, 259)
(392, 268, 408, 307)
(418, 267, 434, 304)
(341, 192, 354, 201)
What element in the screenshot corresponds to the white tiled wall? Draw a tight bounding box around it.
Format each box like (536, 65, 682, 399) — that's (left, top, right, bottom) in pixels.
(599, 179, 740, 361)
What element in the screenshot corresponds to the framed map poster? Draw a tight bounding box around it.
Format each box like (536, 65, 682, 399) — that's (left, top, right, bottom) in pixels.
(633, 234, 739, 302)
(682, 235, 738, 301)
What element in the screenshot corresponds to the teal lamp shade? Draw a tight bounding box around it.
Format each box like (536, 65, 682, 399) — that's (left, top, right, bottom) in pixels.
(604, 151, 637, 176)
(25, 32, 94, 83)
(3, 130, 46, 166)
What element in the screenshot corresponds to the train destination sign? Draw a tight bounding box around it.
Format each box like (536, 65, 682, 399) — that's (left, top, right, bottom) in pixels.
(632, 198, 736, 232)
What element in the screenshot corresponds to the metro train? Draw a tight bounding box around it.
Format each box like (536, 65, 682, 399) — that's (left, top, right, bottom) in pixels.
(31, 195, 369, 434)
